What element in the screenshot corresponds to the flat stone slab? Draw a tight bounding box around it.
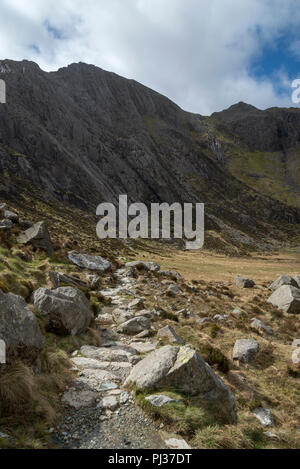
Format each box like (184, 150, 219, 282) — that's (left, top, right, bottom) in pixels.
(68, 251, 111, 272)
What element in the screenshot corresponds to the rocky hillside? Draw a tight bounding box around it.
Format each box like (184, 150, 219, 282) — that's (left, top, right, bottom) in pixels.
(0, 201, 299, 449)
(207, 103, 300, 208)
(0, 60, 299, 254)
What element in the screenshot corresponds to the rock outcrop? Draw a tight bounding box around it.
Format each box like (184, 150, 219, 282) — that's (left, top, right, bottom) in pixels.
(33, 287, 91, 335)
(125, 345, 237, 424)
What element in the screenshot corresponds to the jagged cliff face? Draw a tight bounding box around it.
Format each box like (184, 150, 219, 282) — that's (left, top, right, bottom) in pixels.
(0, 60, 299, 252)
(209, 103, 300, 208)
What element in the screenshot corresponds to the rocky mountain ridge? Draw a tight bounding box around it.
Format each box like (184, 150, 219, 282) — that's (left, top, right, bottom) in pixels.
(0, 59, 299, 253)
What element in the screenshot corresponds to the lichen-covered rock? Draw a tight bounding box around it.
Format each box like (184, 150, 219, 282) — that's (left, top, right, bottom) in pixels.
(0, 289, 44, 362)
(267, 285, 300, 314)
(68, 251, 111, 272)
(33, 287, 91, 335)
(232, 339, 259, 363)
(125, 345, 237, 424)
(269, 275, 298, 291)
(17, 221, 53, 254)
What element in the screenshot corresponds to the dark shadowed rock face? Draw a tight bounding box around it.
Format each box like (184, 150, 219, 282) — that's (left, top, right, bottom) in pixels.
(0, 60, 299, 251)
(0, 289, 45, 362)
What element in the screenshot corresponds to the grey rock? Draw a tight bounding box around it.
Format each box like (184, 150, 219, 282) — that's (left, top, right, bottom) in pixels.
(214, 314, 228, 322)
(165, 438, 191, 450)
(145, 394, 177, 407)
(125, 261, 160, 272)
(197, 317, 212, 325)
(0, 203, 7, 216)
(294, 275, 300, 289)
(68, 251, 111, 272)
(128, 298, 144, 310)
(0, 289, 44, 362)
(99, 396, 119, 411)
(125, 345, 237, 423)
(232, 308, 244, 316)
(0, 219, 13, 230)
(250, 318, 273, 335)
(33, 287, 91, 335)
(86, 274, 101, 289)
(17, 221, 53, 254)
(161, 270, 182, 281)
(112, 308, 134, 324)
(269, 275, 298, 291)
(235, 276, 255, 288)
(167, 284, 183, 296)
(253, 408, 274, 427)
(263, 432, 279, 440)
(232, 339, 259, 363)
(4, 210, 19, 223)
(267, 285, 300, 314)
(62, 389, 99, 409)
(80, 345, 138, 363)
(157, 326, 185, 345)
(117, 316, 151, 335)
(120, 391, 130, 404)
(49, 271, 88, 289)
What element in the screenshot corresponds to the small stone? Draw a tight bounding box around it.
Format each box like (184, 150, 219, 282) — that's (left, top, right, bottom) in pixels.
(165, 438, 191, 449)
(167, 284, 183, 296)
(253, 408, 274, 427)
(250, 318, 273, 335)
(235, 276, 255, 288)
(145, 394, 177, 407)
(233, 339, 259, 363)
(99, 396, 119, 411)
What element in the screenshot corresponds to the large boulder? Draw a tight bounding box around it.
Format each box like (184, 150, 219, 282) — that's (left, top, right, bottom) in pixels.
(267, 285, 300, 314)
(125, 345, 237, 424)
(0, 289, 44, 362)
(232, 339, 259, 363)
(68, 251, 111, 272)
(269, 275, 298, 291)
(33, 287, 91, 335)
(17, 221, 53, 254)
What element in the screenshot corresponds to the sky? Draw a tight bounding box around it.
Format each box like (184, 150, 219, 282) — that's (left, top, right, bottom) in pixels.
(0, 0, 300, 115)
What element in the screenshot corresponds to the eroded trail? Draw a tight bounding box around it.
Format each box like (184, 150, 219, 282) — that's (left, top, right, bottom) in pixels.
(54, 267, 168, 449)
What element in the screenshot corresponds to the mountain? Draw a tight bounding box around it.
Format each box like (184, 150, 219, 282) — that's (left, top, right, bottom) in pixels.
(209, 102, 300, 207)
(0, 59, 299, 253)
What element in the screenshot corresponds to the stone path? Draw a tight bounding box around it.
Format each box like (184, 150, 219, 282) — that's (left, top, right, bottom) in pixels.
(55, 266, 168, 449)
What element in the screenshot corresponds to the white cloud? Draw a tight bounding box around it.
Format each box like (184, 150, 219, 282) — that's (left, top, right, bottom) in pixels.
(0, 0, 300, 114)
